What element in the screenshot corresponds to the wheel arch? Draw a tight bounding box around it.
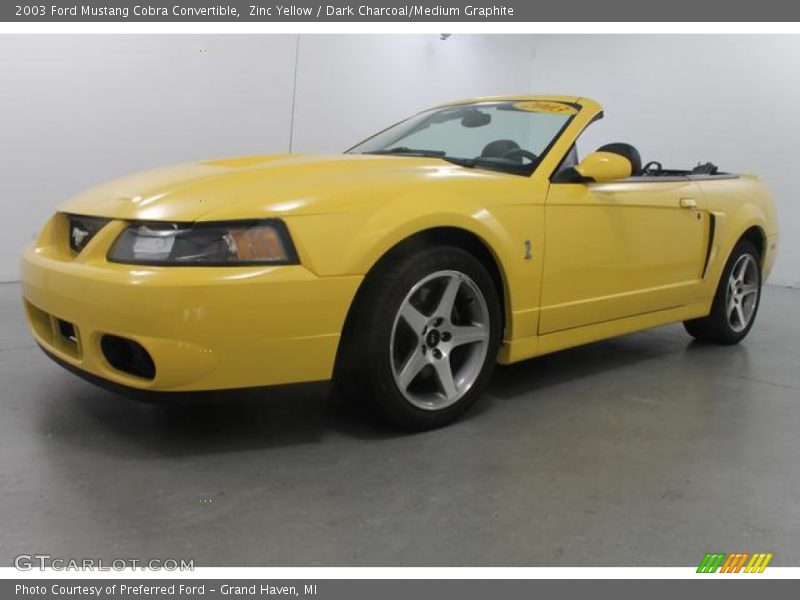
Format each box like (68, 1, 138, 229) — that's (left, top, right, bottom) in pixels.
(388, 227, 509, 325)
(739, 225, 767, 263)
(707, 200, 770, 293)
(332, 226, 511, 382)
(714, 222, 767, 286)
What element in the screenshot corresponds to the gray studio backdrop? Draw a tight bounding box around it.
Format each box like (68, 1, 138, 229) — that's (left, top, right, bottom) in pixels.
(1, 34, 797, 286)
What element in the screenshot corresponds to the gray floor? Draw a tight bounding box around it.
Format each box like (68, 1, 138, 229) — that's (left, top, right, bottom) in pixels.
(1, 282, 799, 567)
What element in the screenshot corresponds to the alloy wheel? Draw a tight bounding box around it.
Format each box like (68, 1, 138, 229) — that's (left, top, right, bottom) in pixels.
(726, 254, 759, 333)
(389, 270, 490, 410)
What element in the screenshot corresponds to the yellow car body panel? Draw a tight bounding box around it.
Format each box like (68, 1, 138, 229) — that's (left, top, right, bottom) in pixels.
(22, 214, 361, 391)
(540, 178, 712, 334)
(20, 95, 779, 392)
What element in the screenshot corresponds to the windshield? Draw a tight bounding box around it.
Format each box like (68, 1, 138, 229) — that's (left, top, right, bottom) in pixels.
(347, 101, 577, 175)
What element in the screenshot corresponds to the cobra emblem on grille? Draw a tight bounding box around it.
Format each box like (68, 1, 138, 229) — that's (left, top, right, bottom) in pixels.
(71, 226, 89, 248)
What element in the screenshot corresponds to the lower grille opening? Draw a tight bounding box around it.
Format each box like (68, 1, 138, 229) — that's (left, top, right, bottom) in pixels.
(25, 301, 53, 343)
(54, 318, 80, 356)
(57, 319, 78, 344)
(100, 335, 156, 380)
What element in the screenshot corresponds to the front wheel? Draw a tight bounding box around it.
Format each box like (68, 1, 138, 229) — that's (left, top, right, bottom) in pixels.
(683, 240, 762, 344)
(336, 246, 503, 430)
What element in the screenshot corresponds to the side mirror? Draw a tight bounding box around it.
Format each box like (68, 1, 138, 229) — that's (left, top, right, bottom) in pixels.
(575, 151, 632, 182)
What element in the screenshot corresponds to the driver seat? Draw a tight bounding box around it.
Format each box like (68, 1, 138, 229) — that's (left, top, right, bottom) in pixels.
(481, 139, 522, 163)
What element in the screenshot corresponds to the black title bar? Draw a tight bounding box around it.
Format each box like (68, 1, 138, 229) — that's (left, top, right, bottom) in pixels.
(4, 0, 800, 22)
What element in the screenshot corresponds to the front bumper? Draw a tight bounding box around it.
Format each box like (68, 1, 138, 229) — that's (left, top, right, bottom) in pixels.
(20, 219, 361, 392)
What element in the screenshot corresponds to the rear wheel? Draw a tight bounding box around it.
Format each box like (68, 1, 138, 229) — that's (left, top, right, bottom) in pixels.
(683, 240, 761, 344)
(336, 246, 502, 430)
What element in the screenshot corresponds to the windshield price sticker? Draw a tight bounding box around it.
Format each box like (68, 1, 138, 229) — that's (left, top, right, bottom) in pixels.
(513, 101, 578, 115)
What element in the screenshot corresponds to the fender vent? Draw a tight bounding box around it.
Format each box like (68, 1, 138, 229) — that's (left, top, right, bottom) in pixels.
(701, 214, 716, 279)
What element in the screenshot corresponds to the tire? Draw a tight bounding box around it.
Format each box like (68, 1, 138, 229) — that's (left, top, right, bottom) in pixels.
(335, 245, 503, 430)
(683, 239, 762, 344)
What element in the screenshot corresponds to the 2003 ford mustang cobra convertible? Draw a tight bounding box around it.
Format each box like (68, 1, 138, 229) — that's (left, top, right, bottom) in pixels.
(21, 96, 779, 429)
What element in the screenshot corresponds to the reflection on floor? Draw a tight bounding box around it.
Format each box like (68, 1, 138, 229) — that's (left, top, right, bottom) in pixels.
(1, 282, 798, 567)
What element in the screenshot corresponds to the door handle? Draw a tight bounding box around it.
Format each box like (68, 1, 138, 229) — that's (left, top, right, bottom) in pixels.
(680, 198, 698, 209)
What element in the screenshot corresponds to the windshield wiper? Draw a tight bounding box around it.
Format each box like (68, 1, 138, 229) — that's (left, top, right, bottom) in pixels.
(362, 148, 528, 174)
(365, 147, 446, 157)
(440, 156, 475, 168)
(365, 148, 476, 168)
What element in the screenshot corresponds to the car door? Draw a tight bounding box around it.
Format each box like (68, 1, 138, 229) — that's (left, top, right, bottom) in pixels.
(538, 177, 710, 335)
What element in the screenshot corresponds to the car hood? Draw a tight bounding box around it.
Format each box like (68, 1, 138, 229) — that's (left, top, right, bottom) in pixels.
(59, 153, 511, 222)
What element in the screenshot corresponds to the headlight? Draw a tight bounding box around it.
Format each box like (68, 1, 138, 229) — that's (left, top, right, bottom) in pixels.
(108, 219, 298, 266)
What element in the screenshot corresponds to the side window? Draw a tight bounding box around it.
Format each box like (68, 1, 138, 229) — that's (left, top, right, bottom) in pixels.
(551, 114, 609, 182)
(552, 143, 579, 178)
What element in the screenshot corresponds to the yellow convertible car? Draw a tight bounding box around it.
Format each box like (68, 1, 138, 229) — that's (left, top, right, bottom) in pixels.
(21, 95, 779, 429)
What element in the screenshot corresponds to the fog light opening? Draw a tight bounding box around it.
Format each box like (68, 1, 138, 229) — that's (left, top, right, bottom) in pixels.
(56, 319, 77, 344)
(100, 335, 156, 380)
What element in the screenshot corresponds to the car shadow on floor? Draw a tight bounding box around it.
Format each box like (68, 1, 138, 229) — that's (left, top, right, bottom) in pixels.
(33, 324, 729, 458)
(34, 376, 395, 458)
(487, 326, 690, 400)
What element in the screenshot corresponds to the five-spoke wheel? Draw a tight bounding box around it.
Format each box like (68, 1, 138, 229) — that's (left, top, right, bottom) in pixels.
(390, 270, 490, 410)
(725, 254, 759, 333)
(335, 245, 502, 430)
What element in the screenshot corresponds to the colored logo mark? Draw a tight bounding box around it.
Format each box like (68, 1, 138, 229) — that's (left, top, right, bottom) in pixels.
(697, 552, 773, 573)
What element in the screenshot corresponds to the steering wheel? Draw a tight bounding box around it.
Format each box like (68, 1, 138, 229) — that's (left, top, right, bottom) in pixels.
(501, 148, 538, 163)
(642, 161, 663, 176)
